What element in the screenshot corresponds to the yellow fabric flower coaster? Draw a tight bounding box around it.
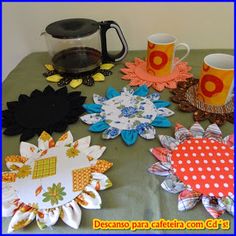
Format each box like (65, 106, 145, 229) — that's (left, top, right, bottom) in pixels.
(43, 63, 114, 88)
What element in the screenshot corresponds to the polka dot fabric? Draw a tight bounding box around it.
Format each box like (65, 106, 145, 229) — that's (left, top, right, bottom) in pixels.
(172, 138, 234, 198)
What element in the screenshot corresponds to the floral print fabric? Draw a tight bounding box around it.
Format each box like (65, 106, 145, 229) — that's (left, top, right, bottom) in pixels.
(81, 85, 174, 146)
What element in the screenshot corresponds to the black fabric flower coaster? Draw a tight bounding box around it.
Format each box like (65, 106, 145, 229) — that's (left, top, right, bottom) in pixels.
(2, 85, 86, 141)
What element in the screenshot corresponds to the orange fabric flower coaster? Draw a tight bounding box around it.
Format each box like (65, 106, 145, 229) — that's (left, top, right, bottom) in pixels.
(120, 57, 193, 91)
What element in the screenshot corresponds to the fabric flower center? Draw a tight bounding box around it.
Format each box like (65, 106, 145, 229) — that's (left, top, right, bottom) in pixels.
(121, 106, 138, 117)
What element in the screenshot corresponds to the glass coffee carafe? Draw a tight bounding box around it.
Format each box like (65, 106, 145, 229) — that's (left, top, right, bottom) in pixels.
(42, 18, 128, 74)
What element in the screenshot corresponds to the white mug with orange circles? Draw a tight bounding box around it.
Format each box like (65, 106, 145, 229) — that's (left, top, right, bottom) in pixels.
(197, 53, 234, 106)
(146, 33, 190, 77)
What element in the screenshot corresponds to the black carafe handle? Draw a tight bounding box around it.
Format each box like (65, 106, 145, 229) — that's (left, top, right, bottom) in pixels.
(100, 21, 128, 62)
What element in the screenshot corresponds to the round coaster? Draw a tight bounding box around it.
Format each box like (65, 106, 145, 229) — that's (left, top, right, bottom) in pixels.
(172, 138, 234, 198)
(121, 57, 193, 92)
(2, 86, 86, 141)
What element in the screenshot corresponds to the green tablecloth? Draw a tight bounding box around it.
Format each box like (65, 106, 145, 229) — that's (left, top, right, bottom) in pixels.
(2, 50, 234, 234)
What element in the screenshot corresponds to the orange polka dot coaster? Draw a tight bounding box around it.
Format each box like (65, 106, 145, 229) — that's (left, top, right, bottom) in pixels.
(121, 57, 193, 92)
(148, 122, 234, 218)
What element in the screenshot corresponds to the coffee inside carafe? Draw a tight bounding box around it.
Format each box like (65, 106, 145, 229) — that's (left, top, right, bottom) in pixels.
(52, 47, 102, 74)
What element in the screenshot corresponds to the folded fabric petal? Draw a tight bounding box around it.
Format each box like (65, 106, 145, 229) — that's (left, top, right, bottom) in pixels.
(161, 174, 185, 194)
(136, 123, 156, 139)
(8, 206, 36, 232)
(105, 87, 120, 99)
(20, 142, 39, 158)
(83, 104, 102, 114)
(2, 183, 20, 217)
(159, 135, 179, 150)
(178, 189, 202, 211)
(72, 136, 91, 152)
(148, 162, 170, 176)
(85, 146, 106, 160)
(36, 208, 60, 230)
(146, 92, 160, 102)
(60, 200, 81, 229)
(133, 85, 149, 96)
(204, 123, 222, 142)
(175, 123, 193, 143)
(102, 127, 121, 139)
(190, 122, 204, 138)
(223, 134, 234, 149)
(218, 196, 234, 216)
(202, 196, 225, 218)
(121, 130, 138, 146)
(89, 121, 110, 133)
(38, 131, 55, 151)
(150, 147, 171, 162)
(93, 94, 107, 105)
(151, 116, 172, 128)
(89, 173, 112, 190)
(80, 113, 103, 125)
(156, 108, 174, 117)
(76, 186, 102, 209)
(153, 100, 171, 108)
(3, 125, 23, 136)
(5, 155, 28, 171)
(121, 87, 134, 95)
(55, 131, 73, 147)
(20, 129, 36, 142)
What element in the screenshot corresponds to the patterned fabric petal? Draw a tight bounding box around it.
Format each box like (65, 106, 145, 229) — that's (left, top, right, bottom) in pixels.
(121, 130, 139, 146)
(223, 134, 234, 149)
(5, 155, 28, 171)
(133, 85, 149, 97)
(204, 124, 222, 142)
(72, 136, 91, 152)
(60, 200, 81, 229)
(190, 122, 204, 138)
(93, 94, 107, 105)
(8, 206, 36, 232)
(105, 87, 120, 99)
(178, 189, 202, 211)
(156, 107, 174, 117)
(121, 87, 134, 95)
(85, 146, 106, 160)
(151, 116, 172, 128)
(150, 147, 171, 162)
(175, 123, 193, 143)
(36, 208, 60, 230)
(218, 196, 234, 216)
(89, 173, 112, 191)
(102, 127, 121, 139)
(55, 131, 73, 147)
(137, 124, 156, 139)
(153, 100, 171, 108)
(2, 183, 19, 217)
(76, 186, 102, 209)
(20, 142, 39, 158)
(161, 174, 185, 194)
(83, 104, 102, 114)
(202, 196, 225, 218)
(148, 162, 170, 176)
(80, 113, 103, 125)
(89, 121, 110, 133)
(146, 92, 160, 101)
(159, 135, 179, 150)
(38, 131, 55, 151)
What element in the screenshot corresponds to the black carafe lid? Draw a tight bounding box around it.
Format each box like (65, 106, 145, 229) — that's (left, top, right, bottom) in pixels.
(45, 18, 99, 39)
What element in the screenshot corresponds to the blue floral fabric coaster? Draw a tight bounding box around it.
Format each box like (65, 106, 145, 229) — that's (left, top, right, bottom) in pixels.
(80, 85, 174, 146)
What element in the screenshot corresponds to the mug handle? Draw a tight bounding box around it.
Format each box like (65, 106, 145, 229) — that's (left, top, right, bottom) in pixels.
(100, 21, 128, 62)
(173, 43, 190, 67)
